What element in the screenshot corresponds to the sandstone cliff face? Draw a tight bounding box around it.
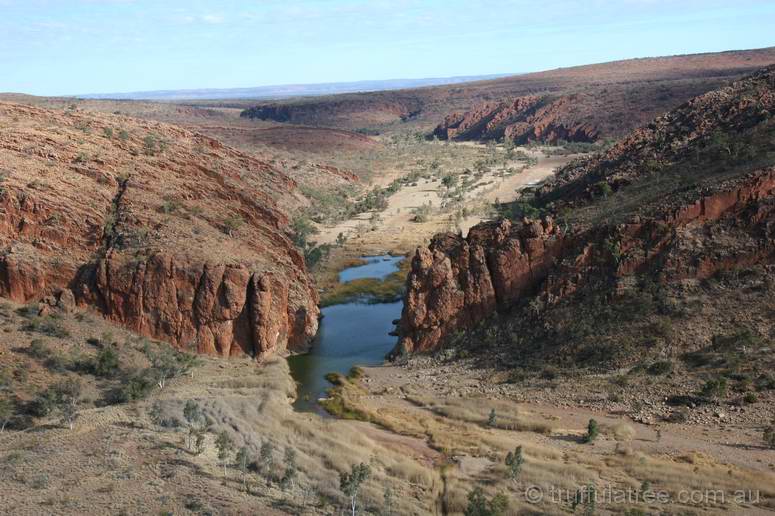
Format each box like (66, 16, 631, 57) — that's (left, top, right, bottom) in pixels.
(0, 102, 319, 359)
(433, 94, 599, 144)
(398, 67, 775, 354)
(398, 171, 775, 353)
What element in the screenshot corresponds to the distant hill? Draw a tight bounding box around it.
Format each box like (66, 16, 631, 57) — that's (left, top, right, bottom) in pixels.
(238, 47, 775, 138)
(76, 74, 513, 101)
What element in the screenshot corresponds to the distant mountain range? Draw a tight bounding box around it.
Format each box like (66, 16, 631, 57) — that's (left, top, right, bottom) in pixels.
(77, 74, 514, 101)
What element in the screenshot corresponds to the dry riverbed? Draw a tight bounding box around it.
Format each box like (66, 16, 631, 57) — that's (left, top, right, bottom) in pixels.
(315, 145, 573, 254)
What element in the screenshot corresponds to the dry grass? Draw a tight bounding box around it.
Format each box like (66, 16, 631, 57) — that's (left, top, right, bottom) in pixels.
(2, 298, 775, 514)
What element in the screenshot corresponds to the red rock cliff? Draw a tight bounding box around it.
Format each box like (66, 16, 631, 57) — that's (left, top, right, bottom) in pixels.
(400, 67, 775, 354)
(433, 94, 599, 144)
(0, 102, 319, 359)
(397, 171, 775, 354)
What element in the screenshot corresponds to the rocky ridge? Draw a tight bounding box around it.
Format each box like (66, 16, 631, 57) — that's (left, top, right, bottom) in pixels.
(397, 66, 775, 356)
(0, 102, 319, 358)
(432, 94, 599, 144)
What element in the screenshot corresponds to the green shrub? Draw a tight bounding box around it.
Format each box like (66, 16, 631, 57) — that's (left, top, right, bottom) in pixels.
(487, 409, 497, 427)
(22, 317, 70, 338)
(107, 372, 154, 404)
(700, 377, 728, 399)
(16, 304, 39, 319)
(222, 215, 244, 236)
(754, 373, 775, 391)
(159, 196, 182, 214)
(43, 353, 68, 372)
(94, 347, 120, 377)
(464, 486, 508, 516)
(584, 419, 599, 443)
(595, 181, 613, 198)
(765, 424, 775, 449)
(647, 360, 673, 376)
(28, 339, 50, 359)
(27, 388, 60, 417)
(143, 134, 163, 155)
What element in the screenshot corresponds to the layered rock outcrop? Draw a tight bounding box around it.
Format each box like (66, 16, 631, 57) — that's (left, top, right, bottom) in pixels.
(398, 66, 775, 354)
(433, 94, 599, 144)
(0, 102, 319, 358)
(398, 171, 775, 353)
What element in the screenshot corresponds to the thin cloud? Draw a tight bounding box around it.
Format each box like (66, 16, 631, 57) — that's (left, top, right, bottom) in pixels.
(201, 14, 224, 24)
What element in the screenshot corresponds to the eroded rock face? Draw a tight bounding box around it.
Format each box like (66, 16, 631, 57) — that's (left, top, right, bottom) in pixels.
(0, 101, 319, 359)
(397, 171, 775, 353)
(433, 94, 599, 144)
(400, 66, 775, 355)
(72, 254, 313, 358)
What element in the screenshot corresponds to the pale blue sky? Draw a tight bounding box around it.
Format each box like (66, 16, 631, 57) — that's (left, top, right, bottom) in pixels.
(2, 0, 774, 96)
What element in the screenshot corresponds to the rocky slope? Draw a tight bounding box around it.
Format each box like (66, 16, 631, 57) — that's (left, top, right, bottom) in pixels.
(432, 94, 600, 143)
(0, 102, 319, 358)
(396, 66, 775, 359)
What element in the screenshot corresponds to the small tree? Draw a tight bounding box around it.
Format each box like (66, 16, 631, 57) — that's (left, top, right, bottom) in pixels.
(215, 430, 233, 477)
(223, 215, 244, 236)
(572, 483, 596, 516)
(442, 174, 457, 190)
(143, 134, 161, 156)
(595, 181, 613, 198)
(504, 445, 524, 483)
(55, 378, 82, 430)
(487, 409, 497, 427)
(146, 345, 197, 389)
(584, 419, 599, 443)
(194, 429, 206, 455)
(291, 216, 319, 250)
(281, 446, 298, 490)
(235, 446, 250, 489)
(148, 401, 163, 425)
(183, 400, 202, 449)
(383, 486, 394, 516)
(700, 377, 728, 399)
(764, 420, 775, 449)
(465, 487, 488, 516)
(94, 346, 120, 377)
(489, 493, 508, 516)
(259, 439, 275, 477)
(465, 487, 508, 516)
(340, 462, 371, 516)
(0, 397, 13, 432)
